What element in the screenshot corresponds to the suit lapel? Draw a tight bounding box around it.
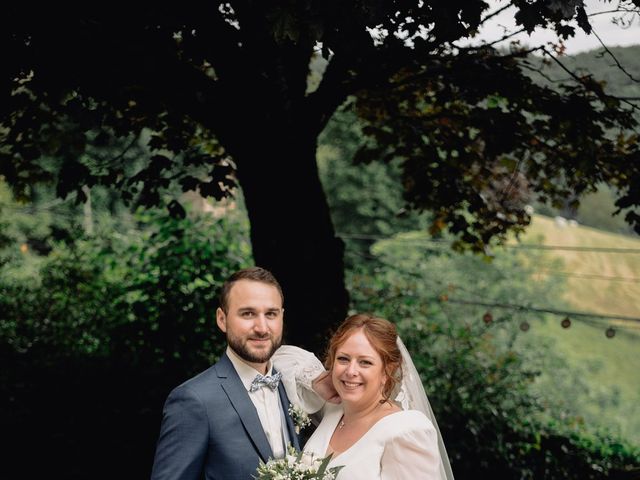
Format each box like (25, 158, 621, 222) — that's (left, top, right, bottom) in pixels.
(276, 373, 301, 451)
(217, 354, 273, 462)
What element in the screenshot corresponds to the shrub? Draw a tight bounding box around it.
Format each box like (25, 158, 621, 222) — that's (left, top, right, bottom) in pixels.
(0, 207, 252, 478)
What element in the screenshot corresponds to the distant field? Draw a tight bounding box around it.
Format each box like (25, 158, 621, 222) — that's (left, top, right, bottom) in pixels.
(521, 214, 640, 324)
(518, 214, 640, 445)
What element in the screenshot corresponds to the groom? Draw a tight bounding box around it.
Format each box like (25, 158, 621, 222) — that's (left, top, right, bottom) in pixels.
(150, 267, 330, 480)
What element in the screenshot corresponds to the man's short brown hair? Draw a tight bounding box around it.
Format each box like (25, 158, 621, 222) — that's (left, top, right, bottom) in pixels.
(219, 267, 284, 313)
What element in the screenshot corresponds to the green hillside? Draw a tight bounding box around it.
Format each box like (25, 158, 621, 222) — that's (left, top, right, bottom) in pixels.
(521, 215, 640, 323)
(530, 45, 640, 106)
(517, 214, 640, 444)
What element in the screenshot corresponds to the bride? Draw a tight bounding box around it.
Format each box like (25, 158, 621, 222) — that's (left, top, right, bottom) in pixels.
(274, 313, 454, 480)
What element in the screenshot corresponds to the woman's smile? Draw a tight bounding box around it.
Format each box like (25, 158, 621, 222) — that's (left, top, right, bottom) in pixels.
(331, 329, 387, 407)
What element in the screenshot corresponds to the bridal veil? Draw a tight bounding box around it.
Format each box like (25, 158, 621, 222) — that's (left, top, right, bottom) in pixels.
(394, 336, 455, 480)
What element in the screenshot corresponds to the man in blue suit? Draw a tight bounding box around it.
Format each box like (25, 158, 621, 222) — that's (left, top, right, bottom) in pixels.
(150, 267, 328, 479)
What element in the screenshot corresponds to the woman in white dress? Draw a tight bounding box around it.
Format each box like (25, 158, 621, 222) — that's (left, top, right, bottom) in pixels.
(274, 313, 454, 480)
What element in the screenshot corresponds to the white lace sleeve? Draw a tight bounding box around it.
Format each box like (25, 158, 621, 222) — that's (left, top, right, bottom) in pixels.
(272, 345, 326, 414)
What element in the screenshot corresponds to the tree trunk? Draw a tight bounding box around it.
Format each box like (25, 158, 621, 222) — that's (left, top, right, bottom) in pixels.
(233, 125, 349, 355)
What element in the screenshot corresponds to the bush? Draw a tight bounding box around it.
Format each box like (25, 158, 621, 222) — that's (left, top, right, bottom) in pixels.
(2, 208, 251, 365)
(0, 207, 252, 478)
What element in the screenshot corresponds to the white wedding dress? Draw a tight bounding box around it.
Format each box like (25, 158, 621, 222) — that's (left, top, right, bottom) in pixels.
(273, 345, 449, 480)
(304, 403, 442, 479)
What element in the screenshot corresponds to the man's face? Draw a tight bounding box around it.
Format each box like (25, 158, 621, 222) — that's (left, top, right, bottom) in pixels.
(216, 279, 283, 370)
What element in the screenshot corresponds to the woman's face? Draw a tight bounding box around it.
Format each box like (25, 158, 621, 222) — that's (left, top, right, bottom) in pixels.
(331, 329, 387, 409)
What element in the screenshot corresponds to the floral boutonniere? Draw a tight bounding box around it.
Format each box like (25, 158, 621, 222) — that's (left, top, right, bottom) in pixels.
(288, 403, 311, 434)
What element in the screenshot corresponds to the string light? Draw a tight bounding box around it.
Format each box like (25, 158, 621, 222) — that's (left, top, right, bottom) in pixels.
(347, 240, 640, 339)
(339, 232, 640, 254)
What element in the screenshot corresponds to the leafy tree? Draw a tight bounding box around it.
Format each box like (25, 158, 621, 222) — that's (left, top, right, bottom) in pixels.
(317, 108, 432, 265)
(2, 1, 640, 351)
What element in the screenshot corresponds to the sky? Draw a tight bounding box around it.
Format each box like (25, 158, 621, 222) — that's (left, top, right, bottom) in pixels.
(473, 0, 640, 55)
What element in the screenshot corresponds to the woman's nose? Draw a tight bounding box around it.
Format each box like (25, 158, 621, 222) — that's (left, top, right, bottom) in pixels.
(346, 361, 358, 376)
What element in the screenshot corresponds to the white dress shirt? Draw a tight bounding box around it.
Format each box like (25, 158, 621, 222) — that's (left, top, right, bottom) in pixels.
(226, 347, 289, 458)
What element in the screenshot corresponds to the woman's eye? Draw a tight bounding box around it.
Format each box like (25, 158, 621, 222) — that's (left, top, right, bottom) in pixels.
(337, 356, 349, 363)
(360, 360, 372, 366)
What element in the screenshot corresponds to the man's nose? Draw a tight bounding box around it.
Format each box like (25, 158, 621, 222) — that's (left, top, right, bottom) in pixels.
(253, 314, 269, 333)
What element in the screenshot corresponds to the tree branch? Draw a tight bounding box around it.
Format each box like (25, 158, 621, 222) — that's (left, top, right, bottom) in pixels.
(479, 2, 515, 26)
(587, 8, 639, 18)
(541, 47, 640, 113)
(519, 60, 570, 84)
(452, 27, 528, 51)
(591, 28, 640, 83)
(306, 28, 389, 133)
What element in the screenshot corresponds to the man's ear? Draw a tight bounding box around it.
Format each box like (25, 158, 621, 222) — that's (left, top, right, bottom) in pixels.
(216, 307, 227, 333)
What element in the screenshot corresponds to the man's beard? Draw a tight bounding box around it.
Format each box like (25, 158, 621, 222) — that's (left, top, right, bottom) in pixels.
(227, 332, 282, 364)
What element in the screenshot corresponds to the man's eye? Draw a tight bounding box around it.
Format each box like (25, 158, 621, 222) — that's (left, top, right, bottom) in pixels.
(241, 311, 254, 317)
(266, 311, 277, 318)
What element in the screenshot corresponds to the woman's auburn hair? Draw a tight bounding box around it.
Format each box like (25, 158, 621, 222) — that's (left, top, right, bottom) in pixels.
(324, 313, 403, 402)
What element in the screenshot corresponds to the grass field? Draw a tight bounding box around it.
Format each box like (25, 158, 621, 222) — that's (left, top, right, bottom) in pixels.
(517, 214, 640, 444)
(522, 215, 640, 323)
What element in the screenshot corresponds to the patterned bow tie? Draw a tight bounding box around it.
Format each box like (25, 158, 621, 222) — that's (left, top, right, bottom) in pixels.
(250, 371, 282, 393)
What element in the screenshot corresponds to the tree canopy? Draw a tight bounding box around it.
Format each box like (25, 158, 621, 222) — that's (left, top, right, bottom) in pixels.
(2, 1, 640, 348)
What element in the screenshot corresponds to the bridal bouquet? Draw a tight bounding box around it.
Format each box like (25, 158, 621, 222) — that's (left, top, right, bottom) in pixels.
(254, 446, 343, 480)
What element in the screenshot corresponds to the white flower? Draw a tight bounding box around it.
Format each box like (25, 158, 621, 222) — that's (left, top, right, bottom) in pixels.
(253, 444, 344, 480)
(299, 451, 315, 467)
(288, 403, 312, 434)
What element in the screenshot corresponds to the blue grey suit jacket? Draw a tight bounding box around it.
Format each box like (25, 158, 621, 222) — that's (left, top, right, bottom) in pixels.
(150, 353, 300, 480)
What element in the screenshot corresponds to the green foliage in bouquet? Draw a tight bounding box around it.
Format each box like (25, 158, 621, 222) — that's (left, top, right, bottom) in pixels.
(254, 445, 343, 480)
